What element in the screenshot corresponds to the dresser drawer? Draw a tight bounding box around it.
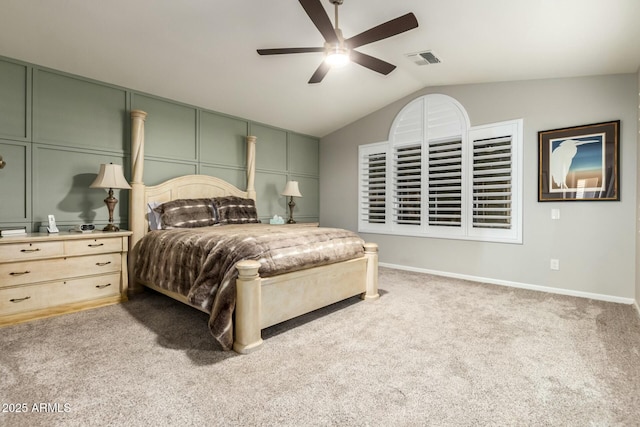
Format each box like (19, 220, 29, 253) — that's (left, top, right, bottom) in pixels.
(0, 241, 64, 262)
(0, 253, 121, 288)
(0, 273, 121, 316)
(64, 237, 123, 256)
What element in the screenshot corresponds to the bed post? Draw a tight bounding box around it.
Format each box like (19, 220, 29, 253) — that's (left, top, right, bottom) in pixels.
(233, 260, 263, 354)
(246, 135, 257, 201)
(363, 243, 380, 300)
(129, 110, 147, 293)
(130, 110, 147, 249)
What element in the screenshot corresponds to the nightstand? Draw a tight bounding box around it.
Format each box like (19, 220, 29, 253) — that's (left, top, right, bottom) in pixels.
(0, 230, 132, 327)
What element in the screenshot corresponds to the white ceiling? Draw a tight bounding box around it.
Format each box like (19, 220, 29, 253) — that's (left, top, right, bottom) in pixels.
(1, 0, 639, 137)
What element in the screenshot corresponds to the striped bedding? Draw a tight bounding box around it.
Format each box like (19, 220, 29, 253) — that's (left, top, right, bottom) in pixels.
(133, 224, 365, 350)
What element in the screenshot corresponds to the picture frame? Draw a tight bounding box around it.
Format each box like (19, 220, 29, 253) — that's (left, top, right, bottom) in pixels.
(538, 120, 620, 202)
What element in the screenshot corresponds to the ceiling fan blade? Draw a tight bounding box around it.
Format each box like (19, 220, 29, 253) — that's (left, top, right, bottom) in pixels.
(350, 50, 396, 75)
(308, 61, 331, 84)
(299, 0, 338, 44)
(346, 13, 418, 49)
(257, 47, 324, 55)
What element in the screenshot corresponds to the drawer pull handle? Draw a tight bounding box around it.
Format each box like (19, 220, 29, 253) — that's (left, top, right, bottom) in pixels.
(96, 283, 112, 289)
(10, 296, 31, 303)
(96, 261, 112, 266)
(88, 243, 104, 248)
(9, 271, 31, 276)
(20, 248, 41, 253)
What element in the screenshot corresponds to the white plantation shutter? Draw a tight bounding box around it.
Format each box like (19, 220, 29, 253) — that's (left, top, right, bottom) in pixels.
(472, 136, 512, 229)
(468, 120, 522, 243)
(393, 144, 422, 226)
(428, 139, 462, 227)
(358, 94, 522, 244)
(358, 143, 388, 230)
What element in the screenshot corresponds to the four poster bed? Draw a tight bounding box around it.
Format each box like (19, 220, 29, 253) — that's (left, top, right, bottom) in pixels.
(128, 110, 379, 354)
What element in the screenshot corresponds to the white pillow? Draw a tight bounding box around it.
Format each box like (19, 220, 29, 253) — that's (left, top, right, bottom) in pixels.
(147, 201, 163, 230)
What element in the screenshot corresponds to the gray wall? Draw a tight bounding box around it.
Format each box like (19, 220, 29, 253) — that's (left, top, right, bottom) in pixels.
(0, 56, 319, 231)
(321, 74, 637, 300)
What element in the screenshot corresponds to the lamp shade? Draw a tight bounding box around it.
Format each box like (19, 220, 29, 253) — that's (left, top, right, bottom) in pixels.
(281, 181, 302, 197)
(90, 163, 131, 190)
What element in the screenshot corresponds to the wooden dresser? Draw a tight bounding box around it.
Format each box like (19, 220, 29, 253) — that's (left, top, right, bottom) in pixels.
(0, 230, 131, 327)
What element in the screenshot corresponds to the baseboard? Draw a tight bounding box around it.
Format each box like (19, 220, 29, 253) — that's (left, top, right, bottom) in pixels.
(380, 262, 636, 305)
(635, 300, 640, 317)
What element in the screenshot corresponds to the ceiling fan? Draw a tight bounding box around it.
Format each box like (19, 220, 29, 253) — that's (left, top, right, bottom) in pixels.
(257, 0, 418, 84)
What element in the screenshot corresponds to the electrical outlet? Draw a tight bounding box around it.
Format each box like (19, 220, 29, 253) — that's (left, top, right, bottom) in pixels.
(550, 259, 560, 270)
(551, 209, 560, 220)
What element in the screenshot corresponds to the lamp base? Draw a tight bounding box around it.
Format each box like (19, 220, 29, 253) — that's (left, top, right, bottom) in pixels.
(103, 223, 120, 232)
(103, 189, 119, 232)
(287, 197, 297, 224)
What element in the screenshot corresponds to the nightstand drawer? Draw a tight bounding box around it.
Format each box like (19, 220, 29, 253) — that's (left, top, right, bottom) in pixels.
(0, 241, 64, 262)
(0, 253, 121, 288)
(0, 273, 121, 316)
(64, 237, 123, 256)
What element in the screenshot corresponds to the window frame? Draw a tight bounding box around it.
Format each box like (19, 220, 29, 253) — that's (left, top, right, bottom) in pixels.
(357, 94, 523, 244)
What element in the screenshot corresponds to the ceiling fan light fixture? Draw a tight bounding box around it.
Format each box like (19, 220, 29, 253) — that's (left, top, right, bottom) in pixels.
(325, 46, 350, 67)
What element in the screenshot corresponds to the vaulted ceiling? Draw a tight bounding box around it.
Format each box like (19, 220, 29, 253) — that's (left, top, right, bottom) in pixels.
(1, 0, 639, 137)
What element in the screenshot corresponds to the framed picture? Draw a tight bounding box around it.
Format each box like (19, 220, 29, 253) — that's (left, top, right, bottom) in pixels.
(538, 120, 620, 201)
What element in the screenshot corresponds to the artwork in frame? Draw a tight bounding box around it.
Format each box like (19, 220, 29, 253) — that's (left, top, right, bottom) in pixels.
(538, 120, 620, 202)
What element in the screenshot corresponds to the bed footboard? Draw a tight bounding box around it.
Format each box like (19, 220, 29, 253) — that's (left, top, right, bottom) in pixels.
(232, 242, 379, 354)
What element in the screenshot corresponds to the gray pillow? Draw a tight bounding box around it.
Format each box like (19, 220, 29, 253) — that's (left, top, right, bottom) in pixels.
(212, 196, 260, 224)
(153, 198, 218, 229)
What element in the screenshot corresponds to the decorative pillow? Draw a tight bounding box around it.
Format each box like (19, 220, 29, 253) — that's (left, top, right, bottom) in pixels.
(153, 198, 218, 229)
(212, 196, 260, 224)
(147, 201, 164, 230)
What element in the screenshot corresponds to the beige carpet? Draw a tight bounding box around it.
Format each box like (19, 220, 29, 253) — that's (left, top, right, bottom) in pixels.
(1, 267, 640, 426)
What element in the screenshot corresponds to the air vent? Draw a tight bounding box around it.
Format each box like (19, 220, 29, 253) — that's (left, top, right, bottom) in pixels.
(405, 50, 442, 66)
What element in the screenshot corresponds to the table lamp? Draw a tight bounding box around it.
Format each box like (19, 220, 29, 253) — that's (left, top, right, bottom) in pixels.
(281, 181, 302, 224)
(90, 163, 131, 231)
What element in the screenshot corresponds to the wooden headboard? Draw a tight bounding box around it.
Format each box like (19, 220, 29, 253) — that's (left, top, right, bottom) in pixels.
(128, 110, 257, 249)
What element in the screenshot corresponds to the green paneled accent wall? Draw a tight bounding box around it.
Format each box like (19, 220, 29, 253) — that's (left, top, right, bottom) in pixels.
(0, 60, 29, 140)
(0, 140, 30, 222)
(291, 175, 320, 221)
(0, 55, 319, 231)
(255, 171, 288, 219)
(289, 133, 319, 176)
(286, 133, 320, 222)
(33, 70, 127, 151)
(252, 124, 288, 172)
(131, 94, 197, 161)
(32, 146, 128, 225)
(143, 160, 197, 186)
(200, 111, 248, 167)
(200, 165, 245, 190)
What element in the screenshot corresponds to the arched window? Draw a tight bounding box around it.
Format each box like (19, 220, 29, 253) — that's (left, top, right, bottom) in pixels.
(358, 94, 523, 243)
